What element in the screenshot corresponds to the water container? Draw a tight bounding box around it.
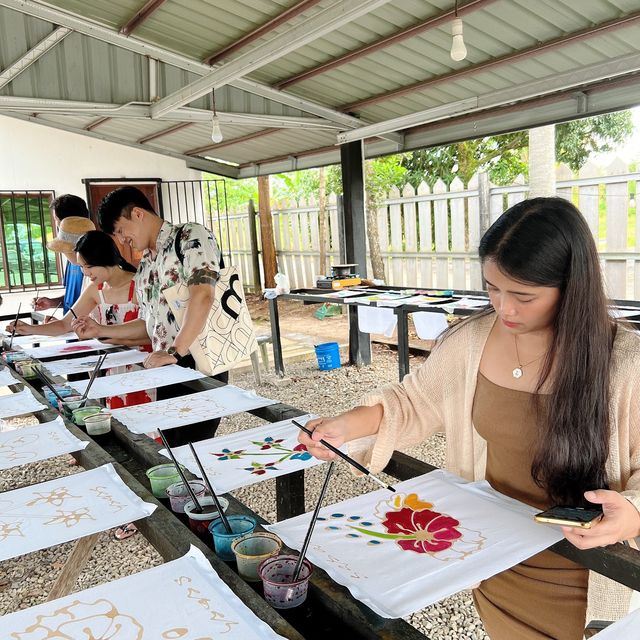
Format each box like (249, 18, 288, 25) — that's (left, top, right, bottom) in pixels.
(314, 342, 341, 370)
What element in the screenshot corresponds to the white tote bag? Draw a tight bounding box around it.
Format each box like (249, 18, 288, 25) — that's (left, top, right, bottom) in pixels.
(163, 228, 258, 376)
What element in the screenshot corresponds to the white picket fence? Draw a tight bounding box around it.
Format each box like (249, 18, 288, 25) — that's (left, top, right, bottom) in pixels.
(216, 160, 640, 300)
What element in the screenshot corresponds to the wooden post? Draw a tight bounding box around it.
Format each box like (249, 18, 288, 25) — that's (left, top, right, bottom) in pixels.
(46, 533, 101, 601)
(258, 176, 277, 289)
(247, 199, 262, 292)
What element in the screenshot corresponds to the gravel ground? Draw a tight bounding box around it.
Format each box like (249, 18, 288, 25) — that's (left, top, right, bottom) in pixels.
(0, 345, 488, 639)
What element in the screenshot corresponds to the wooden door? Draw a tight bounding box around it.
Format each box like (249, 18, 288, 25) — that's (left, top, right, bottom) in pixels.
(85, 181, 161, 268)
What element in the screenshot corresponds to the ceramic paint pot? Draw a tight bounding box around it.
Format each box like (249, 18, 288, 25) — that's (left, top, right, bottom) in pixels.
(184, 496, 229, 540)
(145, 463, 185, 499)
(258, 554, 313, 609)
(84, 412, 112, 436)
(165, 480, 207, 513)
(231, 531, 282, 581)
(209, 515, 257, 561)
(71, 405, 101, 426)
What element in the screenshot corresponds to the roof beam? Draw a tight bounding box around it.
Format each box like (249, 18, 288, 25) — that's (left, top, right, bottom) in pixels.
(204, 0, 324, 65)
(0, 25, 70, 90)
(2, 111, 239, 178)
(150, 0, 392, 119)
(0, 0, 369, 132)
(336, 52, 640, 143)
(186, 129, 279, 156)
(136, 122, 194, 144)
(120, 0, 167, 35)
(0, 97, 343, 128)
(341, 9, 640, 112)
(275, 0, 496, 90)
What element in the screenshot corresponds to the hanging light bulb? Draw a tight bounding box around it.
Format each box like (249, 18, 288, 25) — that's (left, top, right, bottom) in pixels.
(450, 1, 467, 62)
(210, 89, 223, 143)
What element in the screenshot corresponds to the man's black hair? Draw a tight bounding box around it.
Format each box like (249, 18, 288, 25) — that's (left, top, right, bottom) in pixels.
(97, 186, 155, 234)
(50, 194, 89, 220)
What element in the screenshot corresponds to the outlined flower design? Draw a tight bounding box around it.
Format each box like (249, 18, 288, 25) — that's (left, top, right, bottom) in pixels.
(211, 436, 311, 473)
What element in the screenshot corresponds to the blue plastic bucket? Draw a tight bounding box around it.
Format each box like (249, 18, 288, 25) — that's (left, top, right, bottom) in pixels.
(314, 342, 341, 370)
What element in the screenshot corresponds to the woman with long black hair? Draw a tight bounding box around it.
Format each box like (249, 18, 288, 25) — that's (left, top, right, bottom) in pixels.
(299, 197, 640, 639)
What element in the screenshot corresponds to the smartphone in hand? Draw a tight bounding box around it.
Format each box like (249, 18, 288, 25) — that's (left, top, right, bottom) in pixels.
(534, 505, 603, 529)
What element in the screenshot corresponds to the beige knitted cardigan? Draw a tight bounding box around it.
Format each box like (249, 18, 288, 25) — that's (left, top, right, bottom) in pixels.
(353, 313, 640, 624)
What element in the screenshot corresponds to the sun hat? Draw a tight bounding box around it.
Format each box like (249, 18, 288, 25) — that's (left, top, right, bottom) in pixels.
(47, 216, 96, 253)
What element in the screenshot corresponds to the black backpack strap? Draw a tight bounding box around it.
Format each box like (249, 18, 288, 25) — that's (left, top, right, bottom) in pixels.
(173, 224, 185, 265)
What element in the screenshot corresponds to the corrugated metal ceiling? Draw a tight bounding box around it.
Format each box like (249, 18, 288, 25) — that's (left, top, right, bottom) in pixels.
(0, 0, 639, 178)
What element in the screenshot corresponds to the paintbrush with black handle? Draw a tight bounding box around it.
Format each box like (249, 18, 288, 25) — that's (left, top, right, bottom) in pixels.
(7, 303, 22, 350)
(158, 429, 202, 513)
(78, 352, 108, 407)
(188, 442, 232, 533)
(292, 419, 396, 493)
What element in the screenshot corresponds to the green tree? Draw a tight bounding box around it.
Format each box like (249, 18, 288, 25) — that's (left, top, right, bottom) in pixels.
(401, 111, 634, 187)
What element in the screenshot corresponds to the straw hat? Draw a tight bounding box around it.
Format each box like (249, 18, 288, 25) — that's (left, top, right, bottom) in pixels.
(48, 217, 96, 253)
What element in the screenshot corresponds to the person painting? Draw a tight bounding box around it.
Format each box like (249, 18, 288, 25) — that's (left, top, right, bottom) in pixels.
(72, 186, 228, 447)
(298, 197, 640, 639)
(33, 195, 91, 314)
(8, 230, 152, 409)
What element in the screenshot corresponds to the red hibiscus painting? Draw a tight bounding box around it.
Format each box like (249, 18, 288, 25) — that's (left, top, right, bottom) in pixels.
(382, 507, 462, 553)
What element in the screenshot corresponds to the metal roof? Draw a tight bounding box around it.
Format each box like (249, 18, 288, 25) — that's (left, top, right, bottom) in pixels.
(1, 0, 639, 178)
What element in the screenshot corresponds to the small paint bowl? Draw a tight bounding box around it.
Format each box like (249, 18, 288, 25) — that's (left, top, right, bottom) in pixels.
(45, 386, 73, 407)
(165, 480, 207, 513)
(232, 531, 282, 581)
(72, 405, 102, 426)
(258, 554, 313, 609)
(145, 463, 185, 499)
(3, 351, 30, 364)
(15, 359, 40, 378)
(209, 515, 257, 561)
(60, 395, 84, 419)
(184, 496, 230, 540)
(84, 411, 112, 436)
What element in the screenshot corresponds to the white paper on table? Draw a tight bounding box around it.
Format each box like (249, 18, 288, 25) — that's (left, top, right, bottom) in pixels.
(0, 416, 88, 470)
(19, 339, 118, 360)
(357, 306, 397, 337)
(266, 469, 563, 618)
(160, 415, 327, 493)
(0, 366, 18, 387)
(442, 297, 490, 313)
(0, 463, 156, 562)
(1, 545, 286, 639)
(69, 364, 204, 399)
(0, 387, 47, 419)
(610, 307, 640, 319)
(412, 311, 449, 340)
(11, 332, 77, 347)
(43, 349, 147, 377)
(593, 607, 640, 638)
(111, 384, 278, 434)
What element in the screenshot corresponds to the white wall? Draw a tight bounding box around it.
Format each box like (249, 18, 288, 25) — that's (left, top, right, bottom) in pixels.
(0, 114, 201, 196)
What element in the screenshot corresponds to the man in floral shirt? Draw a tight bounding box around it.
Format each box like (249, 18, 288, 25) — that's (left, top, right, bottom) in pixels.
(73, 186, 228, 446)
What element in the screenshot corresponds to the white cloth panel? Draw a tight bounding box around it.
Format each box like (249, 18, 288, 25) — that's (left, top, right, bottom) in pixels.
(594, 608, 640, 638)
(160, 415, 324, 493)
(110, 385, 277, 434)
(19, 339, 118, 360)
(0, 545, 286, 639)
(357, 306, 397, 337)
(412, 311, 449, 340)
(43, 349, 147, 376)
(69, 364, 205, 399)
(0, 416, 87, 469)
(0, 388, 47, 419)
(0, 366, 19, 386)
(266, 469, 563, 618)
(0, 463, 156, 561)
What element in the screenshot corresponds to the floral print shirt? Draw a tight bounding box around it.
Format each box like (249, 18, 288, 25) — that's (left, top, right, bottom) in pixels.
(134, 221, 221, 351)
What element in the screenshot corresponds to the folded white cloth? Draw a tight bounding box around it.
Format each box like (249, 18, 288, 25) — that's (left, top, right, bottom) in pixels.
(357, 306, 397, 337)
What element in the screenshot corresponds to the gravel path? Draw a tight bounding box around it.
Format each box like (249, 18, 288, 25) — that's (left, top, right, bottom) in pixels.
(0, 345, 488, 639)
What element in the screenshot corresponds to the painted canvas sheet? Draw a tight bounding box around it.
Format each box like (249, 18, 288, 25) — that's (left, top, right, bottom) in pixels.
(11, 332, 77, 347)
(0, 388, 47, 419)
(160, 415, 324, 493)
(1, 545, 286, 640)
(0, 463, 156, 561)
(0, 366, 19, 387)
(19, 339, 118, 360)
(0, 416, 88, 469)
(594, 607, 640, 638)
(266, 469, 563, 618)
(68, 364, 205, 399)
(43, 349, 147, 377)
(110, 385, 278, 434)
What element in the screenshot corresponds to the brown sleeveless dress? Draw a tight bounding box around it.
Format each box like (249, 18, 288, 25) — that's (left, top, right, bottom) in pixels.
(472, 372, 588, 640)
